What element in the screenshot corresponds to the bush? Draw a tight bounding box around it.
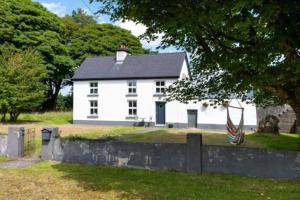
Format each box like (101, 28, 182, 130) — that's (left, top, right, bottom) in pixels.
(56, 94, 73, 111)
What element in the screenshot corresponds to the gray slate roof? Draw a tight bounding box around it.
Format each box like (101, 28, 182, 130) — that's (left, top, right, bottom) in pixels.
(72, 52, 187, 80)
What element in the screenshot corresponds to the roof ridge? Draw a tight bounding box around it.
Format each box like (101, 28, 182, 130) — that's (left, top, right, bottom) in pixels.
(86, 51, 186, 59)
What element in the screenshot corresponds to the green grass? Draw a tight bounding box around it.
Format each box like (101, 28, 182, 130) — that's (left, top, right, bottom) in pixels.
(247, 133, 300, 151)
(124, 129, 300, 151)
(0, 156, 9, 162)
(64, 126, 144, 140)
(0, 161, 299, 199)
(18, 112, 72, 125)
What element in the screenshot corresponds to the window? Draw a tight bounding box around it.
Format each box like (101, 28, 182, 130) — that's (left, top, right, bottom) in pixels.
(128, 100, 137, 116)
(90, 82, 98, 94)
(90, 100, 98, 115)
(128, 81, 137, 94)
(155, 81, 165, 94)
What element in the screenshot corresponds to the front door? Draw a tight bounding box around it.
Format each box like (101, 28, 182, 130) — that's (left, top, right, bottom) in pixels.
(156, 102, 166, 125)
(187, 110, 197, 128)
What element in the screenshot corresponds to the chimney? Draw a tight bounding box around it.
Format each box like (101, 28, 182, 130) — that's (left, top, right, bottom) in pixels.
(116, 44, 130, 64)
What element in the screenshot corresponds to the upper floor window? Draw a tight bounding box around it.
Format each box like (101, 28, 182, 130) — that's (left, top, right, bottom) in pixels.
(90, 100, 98, 115)
(155, 81, 165, 94)
(128, 81, 137, 94)
(90, 82, 98, 94)
(128, 100, 137, 116)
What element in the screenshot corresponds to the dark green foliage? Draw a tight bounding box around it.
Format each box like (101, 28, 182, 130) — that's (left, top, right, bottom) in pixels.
(0, 0, 75, 111)
(0, 49, 47, 121)
(69, 23, 146, 64)
(69, 8, 97, 27)
(56, 94, 73, 111)
(93, 0, 300, 135)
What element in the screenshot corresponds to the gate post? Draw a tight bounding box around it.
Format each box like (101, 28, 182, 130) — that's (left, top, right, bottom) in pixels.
(41, 127, 59, 160)
(186, 133, 202, 173)
(7, 127, 25, 157)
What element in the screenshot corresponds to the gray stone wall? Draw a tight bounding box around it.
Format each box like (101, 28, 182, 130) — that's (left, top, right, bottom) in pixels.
(202, 145, 300, 179)
(257, 105, 296, 132)
(52, 139, 187, 172)
(0, 135, 7, 156)
(42, 130, 300, 179)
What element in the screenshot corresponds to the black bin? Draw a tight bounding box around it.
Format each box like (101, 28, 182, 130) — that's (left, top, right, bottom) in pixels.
(42, 128, 52, 141)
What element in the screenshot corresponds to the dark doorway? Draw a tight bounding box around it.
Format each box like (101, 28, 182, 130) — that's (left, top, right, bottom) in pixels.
(187, 110, 198, 128)
(156, 102, 166, 125)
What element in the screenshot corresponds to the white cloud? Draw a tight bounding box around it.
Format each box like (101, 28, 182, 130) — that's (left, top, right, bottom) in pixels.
(115, 20, 163, 50)
(41, 2, 67, 17)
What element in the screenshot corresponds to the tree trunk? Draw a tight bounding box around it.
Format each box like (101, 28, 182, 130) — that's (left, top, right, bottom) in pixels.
(291, 104, 300, 133)
(42, 80, 62, 111)
(9, 112, 20, 122)
(1, 112, 6, 122)
(289, 103, 300, 149)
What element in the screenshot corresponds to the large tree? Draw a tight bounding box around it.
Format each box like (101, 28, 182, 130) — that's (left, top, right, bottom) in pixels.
(93, 1, 300, 133)
(0, 49, 47, 121)
(69, 8, 97, 27)
(0, 0, 74, 111)
(68, 23, 147, 64)
(62, 9, 146, 64)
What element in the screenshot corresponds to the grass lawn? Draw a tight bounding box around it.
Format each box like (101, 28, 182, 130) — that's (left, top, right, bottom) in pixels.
(124, 129, 300, 151)
(0, 156, 9, 162)
(16, 112, 73, 125)
(0, 112, 143, 139)
(0, 161, 299, 200)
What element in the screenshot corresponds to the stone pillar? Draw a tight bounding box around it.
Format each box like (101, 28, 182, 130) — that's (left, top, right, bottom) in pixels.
(186, 133, 203, 173)
(7, 127, 25, 157)
(41, 127, 59, 160)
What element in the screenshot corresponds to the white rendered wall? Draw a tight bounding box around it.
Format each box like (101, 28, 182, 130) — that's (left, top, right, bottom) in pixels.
(73, 79, 256, 126)
(166, 100, 257, 126)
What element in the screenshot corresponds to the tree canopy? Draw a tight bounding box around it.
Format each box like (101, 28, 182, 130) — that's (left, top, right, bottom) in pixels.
(69, 8, 97, 27)
(0, 49, 47, 121)
(68, 23, 147, 64)
(0, 0, 75, 110)
(93, 0, 300, 134)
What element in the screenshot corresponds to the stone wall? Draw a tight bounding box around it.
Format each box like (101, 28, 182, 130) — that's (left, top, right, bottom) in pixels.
(257, 105, 296, 132)
(0, 134, 7, 155)
(202, 145, 300, 179)
(42, 130, 300, 179)
(53, 139, 187, 171)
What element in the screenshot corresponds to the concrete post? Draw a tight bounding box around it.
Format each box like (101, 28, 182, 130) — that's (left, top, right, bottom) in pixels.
(7, 127, 25, 157)
(41, 127, 59, 160)
(186, 133, 203, 173)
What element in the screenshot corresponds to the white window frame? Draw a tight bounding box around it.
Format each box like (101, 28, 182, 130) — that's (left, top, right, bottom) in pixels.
(90, 100, 98, 116)
(127, 80, 137, 94)
(155, 81, 166, 94)
(128, 100, 137, 116)
(89, 82, 98, 95)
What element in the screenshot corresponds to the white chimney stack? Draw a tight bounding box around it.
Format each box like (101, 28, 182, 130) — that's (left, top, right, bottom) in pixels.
(116, 44, 130, 64)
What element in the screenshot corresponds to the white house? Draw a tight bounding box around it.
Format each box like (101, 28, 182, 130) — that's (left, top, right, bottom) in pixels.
(72, 47, 257, 130)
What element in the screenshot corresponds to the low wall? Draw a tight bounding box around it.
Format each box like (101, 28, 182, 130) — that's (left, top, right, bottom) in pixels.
(202, 145, 300, 179)
(42, 130, 300, 179)
(0, 134, 7, 155)
(53, 139, 187, 171)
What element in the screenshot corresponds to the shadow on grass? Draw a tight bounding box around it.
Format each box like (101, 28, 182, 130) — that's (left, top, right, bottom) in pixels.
(0, 120, 42, 124)
(49, 161, 300, 200)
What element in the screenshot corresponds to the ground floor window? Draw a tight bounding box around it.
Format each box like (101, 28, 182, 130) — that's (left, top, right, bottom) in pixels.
(128, 100, 137, 116)
(90, 100, 98, 115)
